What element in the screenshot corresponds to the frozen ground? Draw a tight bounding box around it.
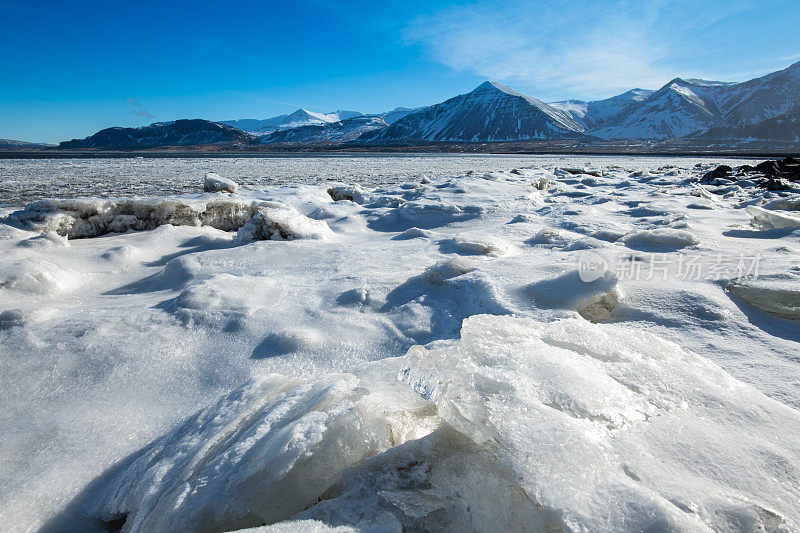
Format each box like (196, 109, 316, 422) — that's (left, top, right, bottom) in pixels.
(0, 153, 761, 207)
(1, 156, 799, 531)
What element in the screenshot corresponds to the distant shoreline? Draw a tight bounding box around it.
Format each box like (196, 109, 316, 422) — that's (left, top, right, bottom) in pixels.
(0, 146, 794, 160)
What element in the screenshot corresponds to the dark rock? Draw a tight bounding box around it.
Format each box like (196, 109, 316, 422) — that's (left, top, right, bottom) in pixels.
(755, 160, 781, 175)
(700, 164, 733, 184)
(736, 164, 756, 173)
(760, 177, 791, 191)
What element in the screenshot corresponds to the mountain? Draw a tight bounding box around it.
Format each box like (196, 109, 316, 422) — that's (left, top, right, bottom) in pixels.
(0, 139, 55, 148)
(253, 116, 388, 144)
(693, 105, 800, 143)
(714, 61, 800, 127)
(379, 107, 428, 124)
(359, 81, 586, 143)
(589, 62, 800, 140)
(222, 109, 362, 134)
(588, 78, 732, 140)
(549, 89, 654, 128)
(59, 119, 252, 149)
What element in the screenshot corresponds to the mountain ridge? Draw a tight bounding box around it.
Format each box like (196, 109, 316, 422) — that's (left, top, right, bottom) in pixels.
(49, 60, 800, 149)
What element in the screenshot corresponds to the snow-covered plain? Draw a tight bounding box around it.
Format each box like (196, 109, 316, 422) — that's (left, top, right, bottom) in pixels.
(1, 156, 799, 532)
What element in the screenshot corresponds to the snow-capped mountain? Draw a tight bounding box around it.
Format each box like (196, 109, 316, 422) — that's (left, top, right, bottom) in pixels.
(253, 116, 388, 144)
(359, 81, 586, 143)
(222, 109, 362, 135)
(588, 79, 732, 140)
(694, 105, 800, 143)
(715, 61, 800, 127)
(588, 61, 800, 140)
(59, 119, 252, 149)
(0, 139, 55, 148)
(379, 107, 428, 124)
(549, 89, 654, 128)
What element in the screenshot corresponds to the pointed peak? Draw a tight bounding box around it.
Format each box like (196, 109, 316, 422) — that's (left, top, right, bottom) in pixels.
(473, 80, 514, 94)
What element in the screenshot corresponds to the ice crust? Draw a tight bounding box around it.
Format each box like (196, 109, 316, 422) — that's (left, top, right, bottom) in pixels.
(2, 159, 800, 532)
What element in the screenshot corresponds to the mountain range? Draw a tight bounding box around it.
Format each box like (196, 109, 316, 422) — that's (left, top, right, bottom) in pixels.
(50, 61, 800, 150)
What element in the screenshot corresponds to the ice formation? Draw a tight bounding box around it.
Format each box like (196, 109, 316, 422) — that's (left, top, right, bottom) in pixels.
(2, 156, 800, 532)
(236, 202, 334, 242)
(203, 172, 239, 194)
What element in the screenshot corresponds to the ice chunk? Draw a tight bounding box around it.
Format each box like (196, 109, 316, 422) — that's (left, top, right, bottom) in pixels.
(327, 185, 366, 204)
(203, 172, 239, 193)
(728, 278, 800, 320)
(53, 372, 438, 532)
(399, 315, 800, 531)
(8, 198, 262, 238)
(237, 202, 334, 242)
(746, 206, 800, 230)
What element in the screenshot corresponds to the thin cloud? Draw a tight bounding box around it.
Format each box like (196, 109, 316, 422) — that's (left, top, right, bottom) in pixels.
(127, 98, 154, 119)
(402, 0, 766, 100)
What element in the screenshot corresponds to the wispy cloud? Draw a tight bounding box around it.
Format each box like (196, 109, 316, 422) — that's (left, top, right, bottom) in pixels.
(127, 97, 154, 119)
(403, 0, 767, 100)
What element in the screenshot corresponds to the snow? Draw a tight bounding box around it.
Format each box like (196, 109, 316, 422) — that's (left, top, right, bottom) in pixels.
(236, 202, 335, 242)
(2, 156, 800, 532)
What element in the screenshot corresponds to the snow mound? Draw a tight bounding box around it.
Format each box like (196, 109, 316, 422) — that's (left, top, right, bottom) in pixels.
(525, 269, 619, 322)
(0, 260, 83, 295)
(399, 315, 800, 531)
(9, 198, 261, 238)
(237, 202, 335, 242)
(16, 231, 69, 248)
(327, 185, 366, 204)
(203, 172, 239, 194)
(166, 273, 277, 329)
(525, 227, 570, 246)
(438, 235, 509, 256)
(621, 227, 700, 250)
(746, 206, 800, 230)
(367, 202, 484, 231)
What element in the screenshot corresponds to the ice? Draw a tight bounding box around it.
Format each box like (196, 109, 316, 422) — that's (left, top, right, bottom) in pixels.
(203, 172, 239, 194)
(3, 156, 800, 532)
(46, 368, 438, 532)
(327, 185, 366, 204)
(7, 197, 261, 238)
(438, 235, 510, 256)
(746, 205, 800, 230)
(728, 277, 800, 320)
(399, 315, 800, 531)
(236, 202, 335, 242)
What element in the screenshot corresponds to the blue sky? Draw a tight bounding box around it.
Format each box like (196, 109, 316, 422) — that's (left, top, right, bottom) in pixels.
(1, 0, 798, 143)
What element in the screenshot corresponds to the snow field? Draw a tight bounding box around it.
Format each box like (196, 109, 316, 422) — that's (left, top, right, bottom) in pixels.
(1, 159, 800, 531)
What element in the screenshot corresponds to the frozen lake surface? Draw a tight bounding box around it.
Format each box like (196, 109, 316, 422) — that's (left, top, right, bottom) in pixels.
(1, 155, 798, 531)
(0, 153, 759, 207)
